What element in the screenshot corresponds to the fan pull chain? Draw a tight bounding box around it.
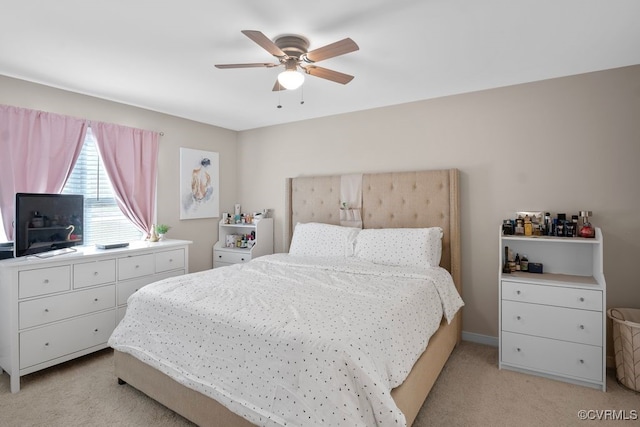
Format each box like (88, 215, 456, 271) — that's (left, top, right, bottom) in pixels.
(300, 85, 305, 105)
(277, 81, 282, 108)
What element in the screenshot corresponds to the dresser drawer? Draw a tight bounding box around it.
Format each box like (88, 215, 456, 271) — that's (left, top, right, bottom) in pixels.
(118, 254, 155, 280)
(502, 300, 602, 346)
(155, 249, 185, 273)
(20, 310, 115, 369)
(117, 269, 184, 306)
(116, 306, 127, 326)
(19, 285, 115, 329)
(73, 259, 116, 289)
(19, 266, 71, 299)
(501, 281, 602, 311)
(501, 331, 602, 382)
(214, 250, 250, 265)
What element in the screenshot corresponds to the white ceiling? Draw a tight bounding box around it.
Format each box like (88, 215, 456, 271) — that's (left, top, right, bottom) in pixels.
(1, 1, 639, 131)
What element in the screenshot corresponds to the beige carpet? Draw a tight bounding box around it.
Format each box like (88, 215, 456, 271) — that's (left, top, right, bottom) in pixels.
(1, 342, 637, 426)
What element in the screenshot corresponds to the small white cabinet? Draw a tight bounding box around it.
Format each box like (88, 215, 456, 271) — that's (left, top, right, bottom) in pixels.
(213, 218, 273, 268)
(0, 239, 191, 392)
(498, 227, 606, 391)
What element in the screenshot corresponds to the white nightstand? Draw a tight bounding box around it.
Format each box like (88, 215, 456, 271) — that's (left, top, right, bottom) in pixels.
(213, 218, 273, 268)
(498, 227, 606, 391)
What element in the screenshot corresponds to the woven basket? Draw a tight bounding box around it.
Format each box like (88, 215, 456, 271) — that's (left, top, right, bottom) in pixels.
(608, 308, 640, 392)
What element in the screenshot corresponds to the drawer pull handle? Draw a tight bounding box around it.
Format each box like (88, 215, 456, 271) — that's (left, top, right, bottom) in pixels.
(94, 298, 99, 302)
(44, 308, 49, 313)
(94, 271, 99, 276)
(241, 258, 245, 261)
(134, 288, 139, 292)
(218, 255, 222, 258)
(516, 316, 521, 320)
(579, 359, 584, 364)
(43, 279, 49, 284)
(516, 347, 521, 352)
(135, 265, 139, 269)
(516, 290, 521, 295)
(44, 342, 49, 347)
(579, 325, 585, 330)
(169, 259, 173, 262)
(94, 328, 99, 332)
(579, 297, 585, 302)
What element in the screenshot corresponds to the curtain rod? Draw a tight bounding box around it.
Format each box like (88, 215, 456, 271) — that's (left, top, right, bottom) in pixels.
(86, 121, 164, 136)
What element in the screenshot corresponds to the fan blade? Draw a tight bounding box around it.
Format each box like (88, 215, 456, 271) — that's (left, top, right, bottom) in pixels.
(304, 65, 354, 85)
(241, 30, 287, 58)
(272, 80, 286, 92)
(215, 63, 279, 69)
(304, 38, 359, 63)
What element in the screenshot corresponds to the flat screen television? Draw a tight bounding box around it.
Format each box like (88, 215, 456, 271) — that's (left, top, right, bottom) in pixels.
(14, 193, 84, 258)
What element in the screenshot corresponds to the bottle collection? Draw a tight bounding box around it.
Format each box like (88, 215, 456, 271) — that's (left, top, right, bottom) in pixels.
(502, 246, 543, 274)
(502, 210, 595, 239)
(225, 231, 256, 249)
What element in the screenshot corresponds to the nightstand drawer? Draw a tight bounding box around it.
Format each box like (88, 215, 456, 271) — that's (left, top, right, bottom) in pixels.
(213, 261, 234, 269)
(19, 285, 115, 329)
(502, 281, 602, 311)
(214, 250, 250, 265)
(118, 254, 155, 280)
(19, 266, 71, 299)
(501, 331, 602, 382)
(155, 249, 185, 273)
(502, 300, 602, 346)
(73, 259, 116, 289)
(20, 310, 114, 369)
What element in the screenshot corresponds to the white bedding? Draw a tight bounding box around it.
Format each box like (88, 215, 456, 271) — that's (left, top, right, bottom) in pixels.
(109, 254, 463, 426)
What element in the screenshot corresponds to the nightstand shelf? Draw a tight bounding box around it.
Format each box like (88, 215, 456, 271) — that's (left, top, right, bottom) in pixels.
(502, 271, 598, 287)
(498, 227, 606, 391)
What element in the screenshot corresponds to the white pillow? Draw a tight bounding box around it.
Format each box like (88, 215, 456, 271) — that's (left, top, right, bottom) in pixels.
(289, 222, 360, 257)
(354, 227, 443, 267)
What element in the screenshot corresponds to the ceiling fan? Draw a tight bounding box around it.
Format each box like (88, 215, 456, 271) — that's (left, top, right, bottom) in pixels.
(215, 30, 359, 91)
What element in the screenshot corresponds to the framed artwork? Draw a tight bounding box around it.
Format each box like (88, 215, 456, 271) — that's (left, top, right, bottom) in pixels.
(179, 147, 219, 220)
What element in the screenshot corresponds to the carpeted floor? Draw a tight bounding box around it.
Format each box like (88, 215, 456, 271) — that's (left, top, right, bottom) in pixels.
(1, 341, 637, 426)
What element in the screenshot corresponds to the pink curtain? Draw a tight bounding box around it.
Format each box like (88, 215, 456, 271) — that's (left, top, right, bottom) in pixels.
(0, 105, 87, 240)
(92, 121, 159, 237)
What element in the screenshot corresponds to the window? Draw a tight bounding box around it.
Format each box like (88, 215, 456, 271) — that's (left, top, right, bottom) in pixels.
(62, 128, 143, 244)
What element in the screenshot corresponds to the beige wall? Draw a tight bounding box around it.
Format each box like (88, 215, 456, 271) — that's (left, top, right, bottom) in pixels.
(237, 65, 640, 339)
(2, 65, 638, 340)
(0, 75, 236, 273)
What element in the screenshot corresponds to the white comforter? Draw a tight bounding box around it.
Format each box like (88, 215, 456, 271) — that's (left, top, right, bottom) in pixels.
(109, 254, 463, 427)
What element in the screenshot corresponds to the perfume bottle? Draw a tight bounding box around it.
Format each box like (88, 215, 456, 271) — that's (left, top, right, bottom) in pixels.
(524, 215, 533, 237)
(579, 210, 595, 238)
(543, 212, 551, 235)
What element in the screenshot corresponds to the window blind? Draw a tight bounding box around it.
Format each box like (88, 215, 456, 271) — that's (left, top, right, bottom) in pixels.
(62, 128, 143, 244)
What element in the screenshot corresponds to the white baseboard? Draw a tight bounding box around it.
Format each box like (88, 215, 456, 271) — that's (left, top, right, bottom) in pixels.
(462, 331, 498, 347)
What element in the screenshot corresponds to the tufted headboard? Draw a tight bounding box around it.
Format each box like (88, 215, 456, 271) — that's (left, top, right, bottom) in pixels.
(284, 169, 461, 293)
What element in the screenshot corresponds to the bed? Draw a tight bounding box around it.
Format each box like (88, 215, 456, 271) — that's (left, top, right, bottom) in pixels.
(111, 169, 462, 426)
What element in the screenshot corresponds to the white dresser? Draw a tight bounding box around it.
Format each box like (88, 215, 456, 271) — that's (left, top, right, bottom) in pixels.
(498, 228, 606, 391)
(0, 239, 191, 392)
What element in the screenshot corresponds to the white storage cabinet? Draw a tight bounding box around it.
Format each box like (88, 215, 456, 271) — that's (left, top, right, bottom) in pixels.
(0, 239, 191, 392)
(213, 218, 273, 268)
(498, 227, 606, 391)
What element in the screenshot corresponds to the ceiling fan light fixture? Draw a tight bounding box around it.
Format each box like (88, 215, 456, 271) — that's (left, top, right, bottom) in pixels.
(277, 69, 304, 90)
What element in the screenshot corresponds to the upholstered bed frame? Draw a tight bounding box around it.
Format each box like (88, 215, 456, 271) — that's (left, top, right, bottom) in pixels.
(114, 168, 461, 427)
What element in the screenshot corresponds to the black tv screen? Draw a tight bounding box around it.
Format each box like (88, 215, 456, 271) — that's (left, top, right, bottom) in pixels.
(14, 193, 84, 257)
